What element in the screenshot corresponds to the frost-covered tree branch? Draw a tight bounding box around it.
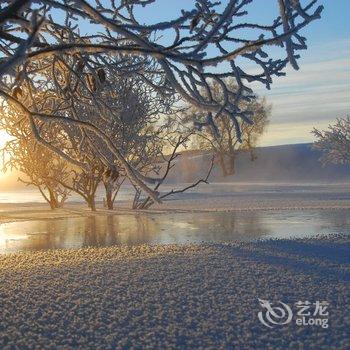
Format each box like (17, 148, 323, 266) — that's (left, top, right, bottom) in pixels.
(0, 0, 323, 202)
(312, 116, 350, 166)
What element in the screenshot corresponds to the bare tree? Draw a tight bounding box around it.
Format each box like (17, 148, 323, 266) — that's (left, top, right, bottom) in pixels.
(0, 96, 72, 209)
(4, 140, 70, 209)
(0, 114, 70, 209)
(185, 80, 271, 176)
(57, 167, 102, 211)
(0, 0, 323, 203)
(46, 121, 104, 212)
(92, 69, 178, 209)
(312, 116, 350, 166)
(133, 134, 214, 210)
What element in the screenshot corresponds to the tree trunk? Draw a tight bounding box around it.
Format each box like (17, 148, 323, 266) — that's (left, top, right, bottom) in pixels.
(105, 188, 114, 210)
(217, 152, 228, 177)
(250, 149, 257, 162)
(87, 196, 96, 211)
(48, 188, 59, 210)
(227, 153, 235, 175)
(103, 180, 120, 210)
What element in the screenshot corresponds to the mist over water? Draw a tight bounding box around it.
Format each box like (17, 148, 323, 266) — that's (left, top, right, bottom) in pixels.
(166, 143, 350, 184)
(1, 181, 350, 205)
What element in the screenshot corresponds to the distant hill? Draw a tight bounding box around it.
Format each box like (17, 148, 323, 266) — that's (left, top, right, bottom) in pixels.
(168, 143, 350, 183)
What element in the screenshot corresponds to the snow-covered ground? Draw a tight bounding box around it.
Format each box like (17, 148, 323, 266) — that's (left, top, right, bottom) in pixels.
(0, 183, 348, 347)
(0, 235, 349, 349)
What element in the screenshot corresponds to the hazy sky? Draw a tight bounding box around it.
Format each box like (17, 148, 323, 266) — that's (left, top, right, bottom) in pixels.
(137, 0, 350, 146)
(242, 0, 350, 145)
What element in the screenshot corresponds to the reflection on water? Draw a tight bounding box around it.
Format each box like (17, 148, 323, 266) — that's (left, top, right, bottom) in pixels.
(0, 209, 349, 253)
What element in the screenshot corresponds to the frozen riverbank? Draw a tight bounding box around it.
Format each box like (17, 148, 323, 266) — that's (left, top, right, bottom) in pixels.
(0, 235, 349, 349)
